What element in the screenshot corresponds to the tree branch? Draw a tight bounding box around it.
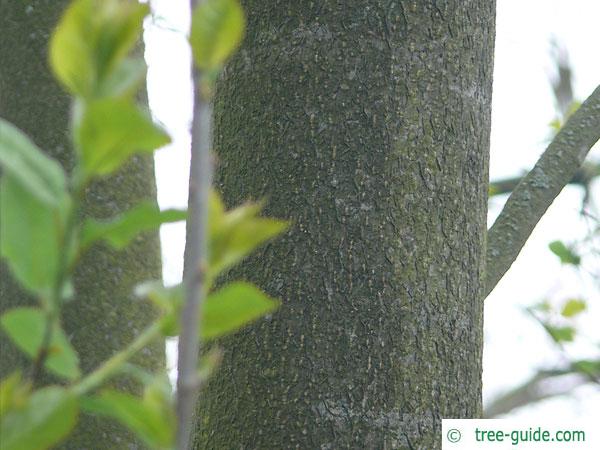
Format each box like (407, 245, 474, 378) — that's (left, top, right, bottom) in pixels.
(483, 370, 586, 418)
(484, 359, 599, 417)
(485, 85, 600, 298)
(489, 161, 600, 197)
(177, 1, 212, 447)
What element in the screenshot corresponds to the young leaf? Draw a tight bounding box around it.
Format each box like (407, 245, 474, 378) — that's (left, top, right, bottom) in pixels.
(573, 359, 600, 377)
(544, 324, 576, 343)
(1, 308, 81, 381)
(202, 282, 279, 340)
(209, 191, 288, 279)
(92, 1, 148, 82)
(82, 390, 174, 449)
(190, 0, 245, 70)
(95, 57, 147, 99)
(78, 99, 170, 176)
(81, 202, 186, 250)
(0, 119, 66, 206)
(48, 0, 96, 97)
(135, 282, 183, 312)
(135, 282, 183, 337)
(561, 298, 586, 318)
(0, 386, 78, 450)
(143, 374, 174, 420)
(0, 177, 64, 296)
(49, 0, 148, 98)
(198, 347, 223, 383)
(548, 240, 581, 266)
(0, 372, 31, 419)
(528, 300, 552, 314)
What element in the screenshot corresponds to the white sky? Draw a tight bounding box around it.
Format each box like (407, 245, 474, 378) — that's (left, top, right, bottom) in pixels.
(144, 0, 600, 420)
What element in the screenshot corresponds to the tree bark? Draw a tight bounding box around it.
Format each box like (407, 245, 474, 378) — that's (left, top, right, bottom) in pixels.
(194, 1, 495, 449)
(0, 2, 164, 448)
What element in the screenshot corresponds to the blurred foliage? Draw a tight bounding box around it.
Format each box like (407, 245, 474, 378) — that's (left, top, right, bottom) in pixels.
(0, 1, 286, 449)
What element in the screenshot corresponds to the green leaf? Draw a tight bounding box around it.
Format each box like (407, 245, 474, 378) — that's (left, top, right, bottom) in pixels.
(142, 374, 174, 417)
(544, 324, 576, 343)
(209, 191, 288, 280)
(202, 282, 279, 340)
(49, 0, 96, 97)
(78, 99, 170, 176)
(548, 118, 563, 132)
(0, 119, 67, 206)
(190, 0, 245, 70)
(134, 282, 183, 337)
(0, 386, 78, 450)
(0, 177, 65, 296)
(135, 282, 182, 312)
(572, 359, 600, 377)
(81, 202, 186, 250)
(1, 308, 81, 381)
(82, 390, 174, 449)
(96, 57, 147, 99)
(0, 372, 30, 419)
(561, 298, 586, 318)
(566, 101, 582, 119)
(528, 300, 552, 314)
(549, 240, 581, 265)
(198, 347, 223, 382)
(487, 184, 499, 197)
(49, 0, 148, 98)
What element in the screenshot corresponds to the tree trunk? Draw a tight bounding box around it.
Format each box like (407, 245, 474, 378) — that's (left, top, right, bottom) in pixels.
(0, 2, 164, 448)
(195, 1, 495, 449)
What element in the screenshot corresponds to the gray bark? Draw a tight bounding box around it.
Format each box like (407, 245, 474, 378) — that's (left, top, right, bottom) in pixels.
(0, 1, 164, 448)
(194, 1, 495, 449)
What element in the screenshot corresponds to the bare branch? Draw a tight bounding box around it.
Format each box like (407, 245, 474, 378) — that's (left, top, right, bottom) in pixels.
(489, 161, 600, 197)
(484, 371, 587, 418)
(485, 85, 600, 298)
(177, 1, 212, 448)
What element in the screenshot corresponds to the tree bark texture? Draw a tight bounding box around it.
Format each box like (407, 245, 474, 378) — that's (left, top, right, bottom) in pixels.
(195, 1, 495, 449)
(0, 1, 164, 448)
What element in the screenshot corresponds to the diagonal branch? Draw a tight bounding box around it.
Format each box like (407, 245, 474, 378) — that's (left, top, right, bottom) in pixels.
(484, 359, 600, 417)
(489, 161, 600, 197)
(485, 85, 600, 298)
(483, 370, 586, 418)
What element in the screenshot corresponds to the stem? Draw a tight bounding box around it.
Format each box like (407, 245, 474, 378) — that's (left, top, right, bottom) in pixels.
(176, 2, 212, 447)
(31, 189, 82, 385)
(72, 322, 162, 396)
(485, 85, 600, 298)
(30, 309, 58, 384)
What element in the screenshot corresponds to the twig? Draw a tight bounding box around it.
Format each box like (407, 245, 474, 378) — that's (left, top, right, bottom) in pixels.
(72, 322, 162, 396)
(485, 85, 600, 298)
(176, 1, 212, 447)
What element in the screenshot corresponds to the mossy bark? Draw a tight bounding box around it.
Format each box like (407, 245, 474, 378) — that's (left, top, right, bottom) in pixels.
(195, 1, 495, 449)
(0, 2, 164, 448)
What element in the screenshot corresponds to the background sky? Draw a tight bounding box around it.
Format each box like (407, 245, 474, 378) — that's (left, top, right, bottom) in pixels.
(144, 0, 600, 419)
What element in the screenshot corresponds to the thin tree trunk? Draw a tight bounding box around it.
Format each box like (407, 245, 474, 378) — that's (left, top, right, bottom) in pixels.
(0, 2, 164, 448)
(195, 1, 495, 449)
